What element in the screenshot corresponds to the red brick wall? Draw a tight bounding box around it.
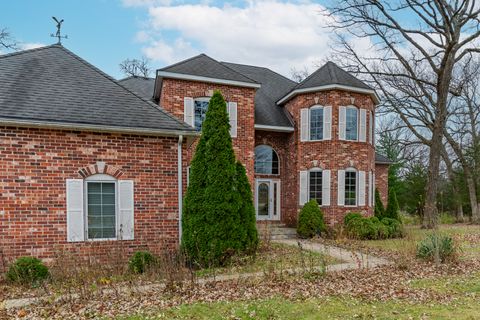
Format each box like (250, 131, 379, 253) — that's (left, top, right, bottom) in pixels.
(0, 126, 186, 265)
(159, 78, 256, 185)
(283, 90, 376, 225)
(375, 164, 389, 206)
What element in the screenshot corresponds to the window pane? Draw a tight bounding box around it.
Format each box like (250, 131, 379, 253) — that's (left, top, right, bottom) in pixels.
(310, 108, 323, 140)
(194, 100, 209, 131)
(87, 182, 116, 239)
(346, 108, 358, 141)
(345, 171, 357, 205)
(309, 171, 322, 205)
(254, 145, 279, 174)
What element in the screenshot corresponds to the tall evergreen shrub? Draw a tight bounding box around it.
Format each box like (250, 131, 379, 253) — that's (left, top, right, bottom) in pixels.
(236, 161, 258, 253)
(182, 91, 257, 267)
(374, 188, 386, 219)
(385, 188, 400, 221)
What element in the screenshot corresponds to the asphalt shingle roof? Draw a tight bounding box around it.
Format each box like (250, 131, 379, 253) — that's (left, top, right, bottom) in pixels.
(118, 76, 155, 100)
(375, 153, 393, 164)
(0, 45, 194, 135)
(159, 54, 258, 85)
(221, 62, 295, 127)
(295, 61, 372, 91)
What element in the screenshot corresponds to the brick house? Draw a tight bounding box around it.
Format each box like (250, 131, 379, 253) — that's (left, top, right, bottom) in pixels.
(122, 54, 391, 226)
(0, 45, 390, 264)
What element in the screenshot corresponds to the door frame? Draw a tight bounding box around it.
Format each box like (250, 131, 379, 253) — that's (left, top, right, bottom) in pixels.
(255, 179, 281, 221)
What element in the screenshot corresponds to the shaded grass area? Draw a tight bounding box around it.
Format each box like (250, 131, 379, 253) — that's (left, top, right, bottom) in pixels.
(196, 242, 340, 277)
(359, 224, 480, 258)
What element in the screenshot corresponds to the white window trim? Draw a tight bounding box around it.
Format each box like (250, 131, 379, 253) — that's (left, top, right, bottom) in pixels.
(345, 105, 359, 142)
(344, 167, 358, 207)
(308, 105, 324, 142)
(84, 174, 118, 241)
(308, 167, 325, 206)
(254, 145, 280, 175)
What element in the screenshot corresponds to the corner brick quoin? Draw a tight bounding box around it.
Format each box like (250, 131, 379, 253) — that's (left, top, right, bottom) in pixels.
(78, 162, 124, 179)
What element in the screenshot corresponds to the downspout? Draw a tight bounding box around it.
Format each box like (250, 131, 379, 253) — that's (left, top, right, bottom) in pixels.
(178, 135, 184, 244)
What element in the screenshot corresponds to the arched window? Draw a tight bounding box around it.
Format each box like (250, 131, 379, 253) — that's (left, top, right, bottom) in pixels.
(254, 145, 279, 175)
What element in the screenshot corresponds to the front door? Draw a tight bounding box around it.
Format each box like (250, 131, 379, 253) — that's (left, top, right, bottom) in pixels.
(255, 179, 280, 220)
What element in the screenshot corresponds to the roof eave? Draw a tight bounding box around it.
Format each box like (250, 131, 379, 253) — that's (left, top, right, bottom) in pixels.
(157, 71, 261, 89)
(277, 84, 380, 105)
(0, 118, 198, 137)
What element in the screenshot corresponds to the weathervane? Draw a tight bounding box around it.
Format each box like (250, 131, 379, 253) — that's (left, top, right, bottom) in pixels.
(50, 17, 68, 44)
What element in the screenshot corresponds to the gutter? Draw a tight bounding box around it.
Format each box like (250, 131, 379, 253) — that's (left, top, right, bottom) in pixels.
(157, 71, 261, 89)
(177, 135, 184, 244)
(0, 117, 197, 137)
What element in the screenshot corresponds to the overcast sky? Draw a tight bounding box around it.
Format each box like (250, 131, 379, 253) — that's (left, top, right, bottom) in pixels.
(1, 0, 357, 79)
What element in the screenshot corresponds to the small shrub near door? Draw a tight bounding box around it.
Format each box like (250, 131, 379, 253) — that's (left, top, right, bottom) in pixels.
(129, 251, 156, 274)
(416, 233, 456, 263)
(297, 199, 326, 238)
(6, 256, 49, 285)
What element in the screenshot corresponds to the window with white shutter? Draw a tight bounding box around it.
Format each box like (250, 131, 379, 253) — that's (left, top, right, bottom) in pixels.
(369, 111, 373, 144)
(322, 169, 331, 206)
(337, 170, 345, 206)
(184, 97, 194, 127)
(300, 109, 309, 142)
(359, 109, 367, 142)
(323, 106, 332, 140)
(368, 171, 373, 206)
(358, 171, 366, 206)
(227, 102, 238, 138)
(299, 170, 308, 205)
(65, 174, 135, 242)
(339, 106, 346, 140)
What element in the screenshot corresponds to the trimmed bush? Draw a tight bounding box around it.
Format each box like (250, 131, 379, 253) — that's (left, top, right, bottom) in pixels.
(346, 216, 378, 240)
(297, 199, 326, 238)
(374, 188, 386, 219)
(129, 251, 156, 274)
(344, 212, 362, 226)
(416, 233, 455, 262)
(381, 217, 404, 238)
(385, 188, 400, 220)
(6, 257, 49, 285)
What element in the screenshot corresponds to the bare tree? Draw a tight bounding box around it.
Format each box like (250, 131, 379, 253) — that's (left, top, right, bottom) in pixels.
(0, 28, 17, 50)
(119, 57, 151, 78)
(290, 66, 309, 82)
(325, 0, 480, 228)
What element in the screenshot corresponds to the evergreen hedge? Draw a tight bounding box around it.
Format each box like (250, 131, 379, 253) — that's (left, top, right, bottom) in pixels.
(182, 91, 257, 267)
(297, 199, 326, 238)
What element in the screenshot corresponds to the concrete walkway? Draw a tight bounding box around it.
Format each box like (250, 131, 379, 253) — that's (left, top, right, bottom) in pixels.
(1, 239, 390, 311)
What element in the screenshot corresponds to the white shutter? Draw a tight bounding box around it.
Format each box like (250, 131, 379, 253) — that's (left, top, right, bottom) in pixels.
(323, 106, 332, 140)
(228, 102, 238, 138)
(358, 171, 366, 206)
(299, 170, 308, 205)
(372, 173, 376, 207)
(337, 170, 345, 206)
(66, 179, 84, 242)
(369, 111, 373, 144)
(184, 97, 194, 127)
(322, 170, 331, 206)
(359, 109, 367, 142)
(368, 171, 373, 206)
(118, 180, 134, 240)
(300, 108, 309, 142)
(339, 106, 346, 140)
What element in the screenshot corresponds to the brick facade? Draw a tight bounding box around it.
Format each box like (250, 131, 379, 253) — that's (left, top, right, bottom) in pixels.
(0, 126, 186, 264)
(375, 164, 389, 205)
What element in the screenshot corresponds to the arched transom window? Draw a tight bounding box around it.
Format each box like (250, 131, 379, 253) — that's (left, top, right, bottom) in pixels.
(254, 145, 279, 175)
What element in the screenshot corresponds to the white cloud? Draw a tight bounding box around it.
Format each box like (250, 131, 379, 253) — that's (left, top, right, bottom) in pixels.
(136, 1, 336, 77)
(20, 42, 46, 50)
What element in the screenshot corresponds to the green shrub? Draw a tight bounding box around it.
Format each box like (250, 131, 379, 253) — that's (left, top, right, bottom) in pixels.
(439, 212, 456, 225)
(346, 216, 378, 240)
(6, 257, 49, 285)
(381, 217, 404, 238)
(129, 251, 156, 274)
(399, 212, 420, 225)
(297, 199, 326, 238)
(416, 233, 455, 262)
(374, 188, 386, 219)
(344, 212, 362, 226)
(385, 188, 400, 220)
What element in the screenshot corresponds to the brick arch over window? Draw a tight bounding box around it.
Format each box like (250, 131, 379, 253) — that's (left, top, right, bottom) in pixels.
(78, 162, 124, 179)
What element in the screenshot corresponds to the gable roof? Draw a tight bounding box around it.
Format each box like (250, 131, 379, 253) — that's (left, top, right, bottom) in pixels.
(221, 62, 295, 128)
(0, 45, 194, 136)
(158, 54, 260, 88)
(277, 61, 379, 105)
(118, 76, 155, 100)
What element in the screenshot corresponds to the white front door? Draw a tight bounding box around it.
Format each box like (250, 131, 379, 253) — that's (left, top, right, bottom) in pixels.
(255, 179, 280, 220)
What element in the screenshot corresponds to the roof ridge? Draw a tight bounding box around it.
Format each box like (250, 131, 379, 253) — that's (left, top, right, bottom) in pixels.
(216, 58, 259, 84)
(57, 46, 193, 131)
(158, 53, 207, 71)
(293, 63, 327, 89)
(221, 61, 297, 85)
(0, 43, 59, 59)
(118, 75, 155, 81)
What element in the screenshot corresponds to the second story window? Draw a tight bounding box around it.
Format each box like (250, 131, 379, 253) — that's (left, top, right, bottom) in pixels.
(345, 107, 358, 141)
(309, 107, 324, 141)
(194, 98, 210, 131)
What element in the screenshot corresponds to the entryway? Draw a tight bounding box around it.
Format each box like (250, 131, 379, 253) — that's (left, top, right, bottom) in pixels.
(255, 179, 280, 221)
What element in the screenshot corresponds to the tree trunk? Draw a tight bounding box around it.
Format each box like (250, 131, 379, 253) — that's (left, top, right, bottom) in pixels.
(423, 128, 442, 229)
(465, 175, 479, 223)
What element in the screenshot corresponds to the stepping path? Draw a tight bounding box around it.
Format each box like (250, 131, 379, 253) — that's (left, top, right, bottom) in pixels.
(1, 239, 390, 311)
